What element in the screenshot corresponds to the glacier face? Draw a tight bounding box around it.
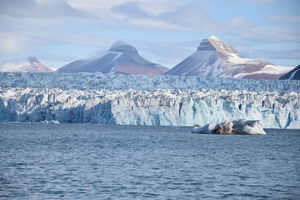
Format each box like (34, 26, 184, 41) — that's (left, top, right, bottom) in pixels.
(0, 72, 300, 128)
(1, 72, 300, 92)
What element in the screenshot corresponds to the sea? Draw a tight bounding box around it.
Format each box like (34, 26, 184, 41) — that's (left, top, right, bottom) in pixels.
(0, 123, 299, 199)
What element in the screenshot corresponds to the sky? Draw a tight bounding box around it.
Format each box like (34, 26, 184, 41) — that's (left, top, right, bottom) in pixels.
(0, 0, 299, 70)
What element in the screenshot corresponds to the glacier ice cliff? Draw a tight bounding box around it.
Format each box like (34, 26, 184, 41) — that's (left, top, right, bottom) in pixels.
(0, 72, 300, 128)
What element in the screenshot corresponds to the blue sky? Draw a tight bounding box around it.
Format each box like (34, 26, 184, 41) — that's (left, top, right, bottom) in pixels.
(0, 0, 299, 69)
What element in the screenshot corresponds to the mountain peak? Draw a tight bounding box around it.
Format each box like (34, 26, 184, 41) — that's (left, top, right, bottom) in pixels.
(56, 41, 168, 75)
(165, 36, 293, 79)
(197, 35, 228, 52)
(28, 57, 39, 63)
(197, 39, 216, 51)
(209, 35, 218, 40)
(208, 36, 239, 56)
(109, 41, 138, 53)
(197, 36, 239, 56)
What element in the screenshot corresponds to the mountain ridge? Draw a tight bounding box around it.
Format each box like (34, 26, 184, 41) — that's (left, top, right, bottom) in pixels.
(164, 35, 293, 79)
(279, 65, 300, 80)
(0, 57, 53, 73)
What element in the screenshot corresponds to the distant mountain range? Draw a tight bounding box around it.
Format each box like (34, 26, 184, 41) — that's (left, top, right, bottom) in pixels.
(279, 65, 300, 80)
(1, 37, 297, 80)
(164, 35, 294, 80)
(0, 57, 53, 73)
(55, 41, 169, 75)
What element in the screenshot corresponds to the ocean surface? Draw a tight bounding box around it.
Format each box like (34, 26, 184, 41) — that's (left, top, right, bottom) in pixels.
(0, 123, 299, 199)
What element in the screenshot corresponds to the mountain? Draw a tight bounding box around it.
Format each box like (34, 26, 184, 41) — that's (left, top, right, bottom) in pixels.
(0, 57, 53, 73)
(164, 35, 294, 79)
(279, 65, 300, 80)
(56, 41, 169, 75)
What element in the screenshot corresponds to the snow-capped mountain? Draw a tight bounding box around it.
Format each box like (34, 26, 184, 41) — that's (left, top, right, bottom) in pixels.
(0, 57, 53, 73)
(164, 35, 294, 79)
(279, 65, 300, 80)
(56, 41, 169, 75)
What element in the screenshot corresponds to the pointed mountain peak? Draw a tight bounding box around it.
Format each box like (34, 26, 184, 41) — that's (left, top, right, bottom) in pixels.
(165, 36, 290, 79)
(197, 38, 216, 51)
(209, 35, 218, 40)
(197, 36, 238, 56)
(108, 40, 138, 53)
(28, 57, 39, 63)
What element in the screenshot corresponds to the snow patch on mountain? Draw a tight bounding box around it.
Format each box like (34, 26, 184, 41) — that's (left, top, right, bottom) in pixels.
(280, 65, 300, 81)
(289, 70, 300, 80)
(227, 56, 252, 64)
(234, 65, 294, 79)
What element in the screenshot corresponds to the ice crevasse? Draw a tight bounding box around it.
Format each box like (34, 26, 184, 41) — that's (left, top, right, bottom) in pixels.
(0, 72, 299, 129)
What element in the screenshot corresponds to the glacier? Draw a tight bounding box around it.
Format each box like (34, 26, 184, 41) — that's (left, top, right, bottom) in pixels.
(0, 72, 300, 129)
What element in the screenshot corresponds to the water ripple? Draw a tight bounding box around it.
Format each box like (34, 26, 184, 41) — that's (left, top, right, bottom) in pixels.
(0, 124, 299, 199)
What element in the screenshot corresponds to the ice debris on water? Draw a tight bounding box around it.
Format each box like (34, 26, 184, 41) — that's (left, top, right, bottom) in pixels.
(40, 120, 60, 124)
(0, 72, 299, 129)
(192, 119, 266, 135)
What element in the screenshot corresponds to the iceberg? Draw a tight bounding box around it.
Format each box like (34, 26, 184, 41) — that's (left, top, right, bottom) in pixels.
(191, 123, 217, 134)
(192, 119, 266, 135)
(40, 120, 60, 124)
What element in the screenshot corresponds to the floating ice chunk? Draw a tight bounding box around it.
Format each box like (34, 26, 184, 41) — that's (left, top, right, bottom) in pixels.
(192, 119, 266, 135)
(231, 119, 266, 135)
(212, 120, 233, 134)
(40, 120, 60, 124)
(191, 123, 217, 134)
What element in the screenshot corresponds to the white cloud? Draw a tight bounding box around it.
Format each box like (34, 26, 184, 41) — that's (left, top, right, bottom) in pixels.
(0, 0, 91, 19)
(68, 0, 186, 20)
(108, 1, 300, 44)
(137, 1, 185, 16)
(241, 48, 300, 60)
(267, 15, 300, 24)
(245, 0, 275, 4)
(158, 2, 219, 32)
(129, 40, 197, 68)
(219, 17, 300, 43)
(111, 2, 153, 19)
(126, 19, 192, 31)
(109, 1, 219, 32)
(0, 58, 28, 72)
(37, 53, 80, 62)
(0, 16, 119, 56)
(0, 32, 33, 54)
(233, 0, 275, 4)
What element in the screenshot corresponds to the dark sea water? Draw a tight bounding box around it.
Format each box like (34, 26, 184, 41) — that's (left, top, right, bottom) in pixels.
(0, 123, 299, 199)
